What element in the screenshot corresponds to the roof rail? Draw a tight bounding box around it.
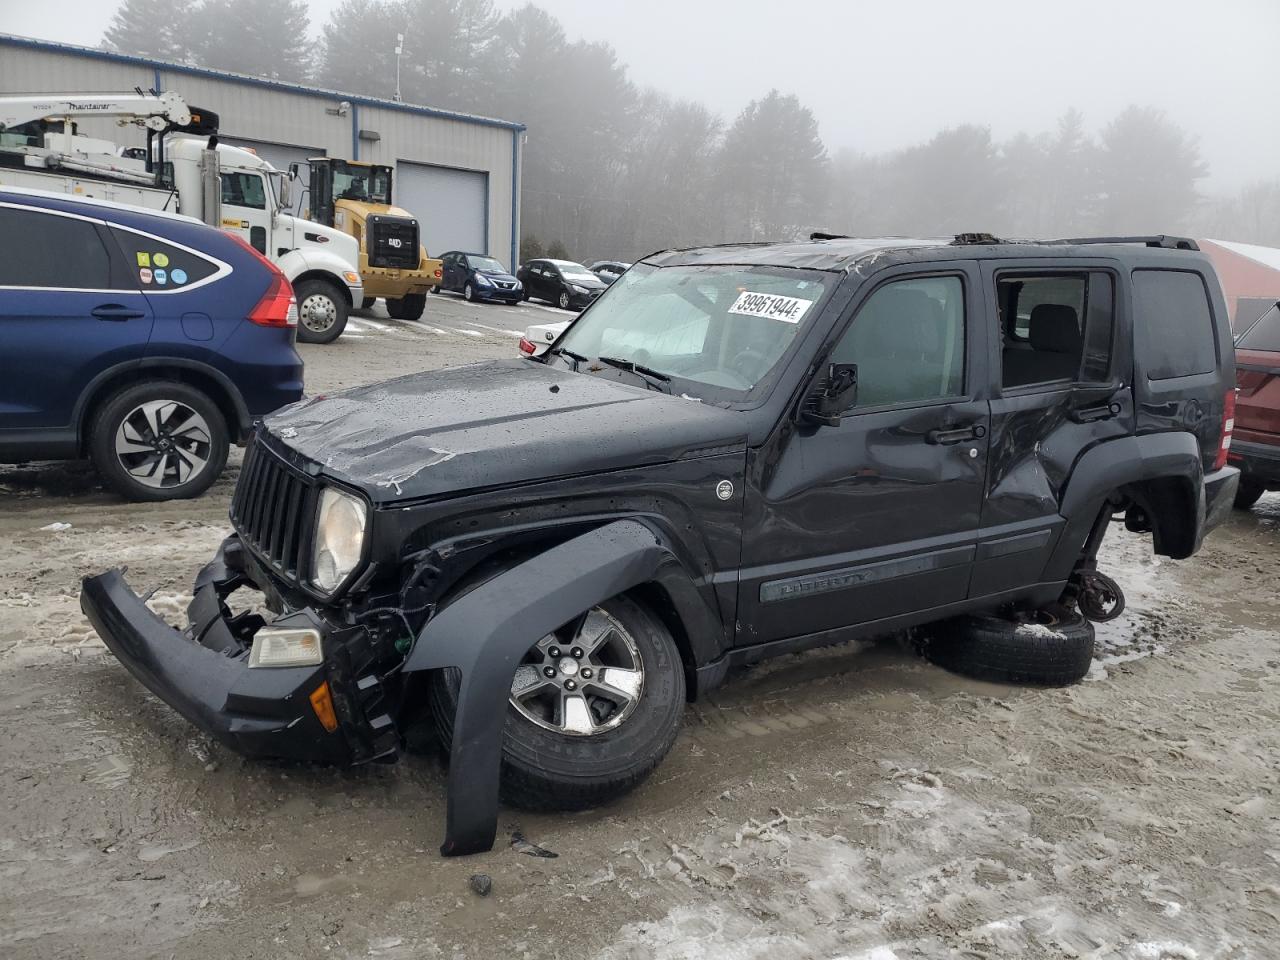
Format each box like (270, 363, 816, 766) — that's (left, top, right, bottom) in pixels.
(952, 232, 1005, 245)
(1050, 235, 1200, 251)
(810, 231, 850, 241)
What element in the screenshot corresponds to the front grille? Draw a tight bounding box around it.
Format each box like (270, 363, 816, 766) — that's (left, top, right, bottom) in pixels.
(230, 436, 315, 583)
(494, 280, 516, 290)
(367, 214, 419, 269)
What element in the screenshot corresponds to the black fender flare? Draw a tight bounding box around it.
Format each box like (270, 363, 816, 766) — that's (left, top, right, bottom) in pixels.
(402, 518, 697, 856)
(1045, 432, 1204, 579)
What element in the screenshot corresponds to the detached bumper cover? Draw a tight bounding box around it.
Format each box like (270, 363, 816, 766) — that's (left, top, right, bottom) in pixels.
(80, 540, 396, 765)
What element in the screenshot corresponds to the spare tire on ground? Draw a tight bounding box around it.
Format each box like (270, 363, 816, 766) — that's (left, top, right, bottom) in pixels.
(920, 606, 1096, 686)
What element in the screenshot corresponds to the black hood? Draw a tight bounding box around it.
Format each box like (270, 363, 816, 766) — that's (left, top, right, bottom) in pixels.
(263, 360, 747, 503)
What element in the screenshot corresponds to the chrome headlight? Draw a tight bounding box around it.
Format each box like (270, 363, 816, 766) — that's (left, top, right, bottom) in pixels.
(311, 487, 368, 594)
(475, 273, 493, 285)
(572, 284, 587, 294)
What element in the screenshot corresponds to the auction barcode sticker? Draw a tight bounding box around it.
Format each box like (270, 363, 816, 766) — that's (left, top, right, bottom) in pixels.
(728, 291, 813, 324)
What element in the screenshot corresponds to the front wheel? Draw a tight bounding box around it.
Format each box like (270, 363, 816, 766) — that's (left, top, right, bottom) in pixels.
(558, 290, 571, 310)
(88, 381, 229, 502)
(294, 279, 349, 344)
(430, 593, 685, 811)
(463, 281, 475, 302)
(387, 293, 426, 321)
(1234, 476, 1267, 510)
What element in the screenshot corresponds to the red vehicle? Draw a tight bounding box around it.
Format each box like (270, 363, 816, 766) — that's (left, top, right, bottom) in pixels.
(1229, 301, 1280, 509)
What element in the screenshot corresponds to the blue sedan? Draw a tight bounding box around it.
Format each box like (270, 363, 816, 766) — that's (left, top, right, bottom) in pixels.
(435, 251, 523, 304)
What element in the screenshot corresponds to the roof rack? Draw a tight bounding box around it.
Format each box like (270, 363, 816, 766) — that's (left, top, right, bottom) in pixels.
(1049, 235, 1200, 251)
(952, 233, 1005, 245)
(810, 231, 851, 241)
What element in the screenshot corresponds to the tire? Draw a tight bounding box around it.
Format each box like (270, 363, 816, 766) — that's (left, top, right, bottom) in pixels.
(429, 285, 440, 294)
(360, 296, 376, 310)
(387, 293, 426, 321)
(921, 607, 1095, 687)
(463, 281, 475, 302)
(558, 290, 571, 310)
(295, 279, 348, 344)
(88, 380, 228, 502)
(1234, 476, 1266, 510)
(429, 592, 685, 811)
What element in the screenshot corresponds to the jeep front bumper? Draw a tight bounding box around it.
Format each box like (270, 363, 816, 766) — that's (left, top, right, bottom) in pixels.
(80, 537, 397, 766)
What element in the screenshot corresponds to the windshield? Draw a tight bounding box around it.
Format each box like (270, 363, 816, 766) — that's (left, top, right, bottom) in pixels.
(1237, 303, 1280, 351)
(555, 262, 832, 401)
(333, 160, 392, 204)
(470, 256, 507, 273)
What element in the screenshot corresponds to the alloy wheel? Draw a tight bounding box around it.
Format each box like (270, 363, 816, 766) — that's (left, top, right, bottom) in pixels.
(509, 608, 645, 736)
(299, 293, 337, 333)
(114, 400, 212, 489)
(558, 291, 570, 310)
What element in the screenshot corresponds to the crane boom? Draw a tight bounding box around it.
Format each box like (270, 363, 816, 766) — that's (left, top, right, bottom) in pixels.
(0, 91, 194, 133)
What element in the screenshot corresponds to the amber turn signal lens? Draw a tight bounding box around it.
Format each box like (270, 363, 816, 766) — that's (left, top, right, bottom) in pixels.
(309, 681, 339, 733)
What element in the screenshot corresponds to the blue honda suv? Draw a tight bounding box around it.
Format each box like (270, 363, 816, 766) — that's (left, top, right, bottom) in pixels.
(0, 188, 304, 501)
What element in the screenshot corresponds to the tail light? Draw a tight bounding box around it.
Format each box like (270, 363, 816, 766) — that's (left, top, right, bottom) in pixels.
(228, 233, 298, 328)
(518, 337, 537, 355)
(1214, 388, 1236, 471)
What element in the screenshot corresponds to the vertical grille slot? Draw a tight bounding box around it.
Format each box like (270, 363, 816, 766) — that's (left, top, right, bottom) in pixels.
(229, 434, 314, 585)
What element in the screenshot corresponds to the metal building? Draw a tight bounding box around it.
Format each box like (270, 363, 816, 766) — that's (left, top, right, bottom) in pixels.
(0, 35, 524, 269)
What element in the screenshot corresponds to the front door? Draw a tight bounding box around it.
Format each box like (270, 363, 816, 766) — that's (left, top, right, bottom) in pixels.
(219, 170, 273, 255)
(736, 265, 990, 647)
(0, 203, 153, 436)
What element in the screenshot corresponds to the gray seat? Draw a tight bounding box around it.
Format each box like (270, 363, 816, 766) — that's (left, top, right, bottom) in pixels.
(1003, 303, 1082, 387)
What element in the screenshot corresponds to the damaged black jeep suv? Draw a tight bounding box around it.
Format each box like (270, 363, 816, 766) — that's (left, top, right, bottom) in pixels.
(82, 233, 1239, 855)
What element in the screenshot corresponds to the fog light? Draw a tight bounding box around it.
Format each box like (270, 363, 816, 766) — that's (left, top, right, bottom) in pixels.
(248, 627, 323, 668)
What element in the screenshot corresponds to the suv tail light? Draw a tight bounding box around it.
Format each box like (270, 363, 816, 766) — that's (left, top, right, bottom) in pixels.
(518, 337, 536, 355)
(1214, 388, 1236, 471)
(228, 233, 298, 328)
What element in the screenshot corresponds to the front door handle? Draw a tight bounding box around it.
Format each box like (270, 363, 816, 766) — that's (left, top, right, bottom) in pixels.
(926, 424, 987, 445)
(91, 304, 146, 321)
(1069, 401, 1123, 424)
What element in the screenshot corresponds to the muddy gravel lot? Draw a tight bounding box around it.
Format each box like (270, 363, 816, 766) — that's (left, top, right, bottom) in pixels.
(2, 296, 1278, 960)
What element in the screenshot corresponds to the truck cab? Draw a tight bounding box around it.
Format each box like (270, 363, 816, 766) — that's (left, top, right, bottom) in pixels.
(301, 158, 443, 321)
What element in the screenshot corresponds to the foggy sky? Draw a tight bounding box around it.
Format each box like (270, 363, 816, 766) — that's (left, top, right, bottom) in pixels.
(2, 0, 1276, 192)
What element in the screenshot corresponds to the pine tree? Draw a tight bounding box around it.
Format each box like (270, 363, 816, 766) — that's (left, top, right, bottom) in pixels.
(103, 0, 195, 61)
(188, 0, 312, 83)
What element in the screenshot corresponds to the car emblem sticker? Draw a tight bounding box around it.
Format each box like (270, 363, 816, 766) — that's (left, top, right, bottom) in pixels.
(716, 480, 734, 501)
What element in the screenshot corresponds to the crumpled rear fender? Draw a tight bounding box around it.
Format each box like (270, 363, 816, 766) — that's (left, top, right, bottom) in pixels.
(402, 518, 690, 856)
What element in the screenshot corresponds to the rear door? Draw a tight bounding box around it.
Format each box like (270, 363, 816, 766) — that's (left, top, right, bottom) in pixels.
(0, 202, 153, 436)
(973, 259, 1130, 596)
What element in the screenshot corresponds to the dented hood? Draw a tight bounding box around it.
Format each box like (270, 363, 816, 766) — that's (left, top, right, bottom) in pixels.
(262, 359, 747, 502)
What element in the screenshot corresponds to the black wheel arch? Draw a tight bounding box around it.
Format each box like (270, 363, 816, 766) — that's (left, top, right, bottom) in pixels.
(75, 357, 252, 452)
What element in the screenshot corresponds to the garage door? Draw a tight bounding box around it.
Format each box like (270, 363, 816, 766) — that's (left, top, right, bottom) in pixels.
(220, 137, 324, 215)
(395, 162, 488, 257)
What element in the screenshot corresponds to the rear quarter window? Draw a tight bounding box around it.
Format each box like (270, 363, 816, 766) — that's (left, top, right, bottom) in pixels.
(1237, 304, 1280, 352)
(109, 227, 222, 292)
(1132, 269, 1218, 379)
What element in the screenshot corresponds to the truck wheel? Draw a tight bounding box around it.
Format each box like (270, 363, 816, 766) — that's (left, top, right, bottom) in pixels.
(387, 294, 426, 321)
(1233, 477, 1266, 510)
(429, 593, 685, 811)
(295, 279, 348, 344)
(88, 381, 228, 502)
(920, 607, 1095, 687)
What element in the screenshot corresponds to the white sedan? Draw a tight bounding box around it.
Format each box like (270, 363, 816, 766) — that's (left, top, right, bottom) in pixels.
(518, 319, 571, 357)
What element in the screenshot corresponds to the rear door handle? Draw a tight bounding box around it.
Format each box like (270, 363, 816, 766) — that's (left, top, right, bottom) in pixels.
(926, 424, 986, 445)
(92, 304, 146, 322)
(1069, 401, 1123, 424)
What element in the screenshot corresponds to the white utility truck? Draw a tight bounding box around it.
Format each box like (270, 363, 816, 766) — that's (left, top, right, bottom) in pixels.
(0, 92, 362, 343)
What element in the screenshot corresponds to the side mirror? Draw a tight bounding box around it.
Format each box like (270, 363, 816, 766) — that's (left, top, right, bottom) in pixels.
(802, 362, 858, 427)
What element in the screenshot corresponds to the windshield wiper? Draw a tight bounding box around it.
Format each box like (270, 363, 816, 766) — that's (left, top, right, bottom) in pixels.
(596, 355, 672, 391)
(548, 346, 586, 370)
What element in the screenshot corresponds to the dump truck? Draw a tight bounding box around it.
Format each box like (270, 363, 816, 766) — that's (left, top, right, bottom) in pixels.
(297, 158, 443, 320)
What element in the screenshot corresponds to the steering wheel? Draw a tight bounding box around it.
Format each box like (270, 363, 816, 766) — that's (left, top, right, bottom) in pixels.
(728, 346, 768, 383)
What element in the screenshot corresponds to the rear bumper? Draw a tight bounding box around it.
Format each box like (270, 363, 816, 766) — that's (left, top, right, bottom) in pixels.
(80, 537, 397, 765)
(1227, 439, 1280, 485)
(1202, 465, 1241, 538)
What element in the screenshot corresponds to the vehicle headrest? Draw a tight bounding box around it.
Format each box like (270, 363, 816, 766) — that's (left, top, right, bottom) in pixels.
(1029, 304, 1082, 354)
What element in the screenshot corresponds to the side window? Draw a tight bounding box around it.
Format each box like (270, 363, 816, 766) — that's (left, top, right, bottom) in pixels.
(109, 228, 220, 291)
(1132, 269, 1217, 379)
(0, 207, 112, 289)
(830, 275, 966, 408)
(1237, 303, 1280, 352)
(998, 272, 1114, 389)
(221, 172, 267, 210)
